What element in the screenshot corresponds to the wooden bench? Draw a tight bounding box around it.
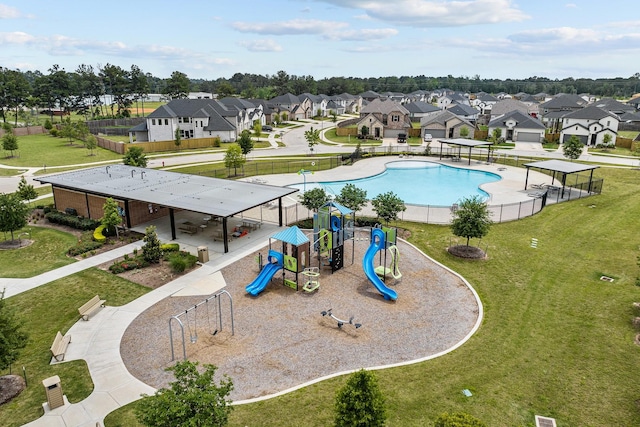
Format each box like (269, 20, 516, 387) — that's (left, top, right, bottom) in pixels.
(78, 295, 106, 320)
(50, 331, 71, 361)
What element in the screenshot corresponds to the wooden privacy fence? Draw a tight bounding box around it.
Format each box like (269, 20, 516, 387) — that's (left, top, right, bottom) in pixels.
(95, 136, 222, 155)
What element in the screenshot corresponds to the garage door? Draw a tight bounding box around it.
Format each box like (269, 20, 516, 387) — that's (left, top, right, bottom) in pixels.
(384, 129, 404, 138)
(562, 134, 588, 144)
(517, 132, 541, 142)
(425, 129, 446, 138)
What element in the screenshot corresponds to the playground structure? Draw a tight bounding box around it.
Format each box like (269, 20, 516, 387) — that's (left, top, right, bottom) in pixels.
(313, 201, 355, 273)
(321, 308, 362, 329)
(246, 226, 310, 296)
(363, 227, 400, 301)
(169, 289, 234, 361)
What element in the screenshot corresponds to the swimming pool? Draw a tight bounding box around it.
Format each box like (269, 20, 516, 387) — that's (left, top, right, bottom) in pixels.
(290, 160, 501, 206)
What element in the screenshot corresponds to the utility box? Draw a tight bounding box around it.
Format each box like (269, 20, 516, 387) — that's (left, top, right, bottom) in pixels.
(197, 246, 209, 263)
(42, 375, 64, 410)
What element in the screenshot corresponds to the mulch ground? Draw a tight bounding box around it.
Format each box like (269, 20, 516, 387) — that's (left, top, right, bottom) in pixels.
(121, 232, 480, 401)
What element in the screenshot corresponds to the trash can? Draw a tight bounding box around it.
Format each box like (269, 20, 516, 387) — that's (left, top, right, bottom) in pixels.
(42, 375, 64, 410)
(197, 246, 209, 263)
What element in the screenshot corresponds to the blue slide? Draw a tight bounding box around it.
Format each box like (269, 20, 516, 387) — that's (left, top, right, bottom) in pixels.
(363, 228, 398, 301)
(246, 250, 284, 296)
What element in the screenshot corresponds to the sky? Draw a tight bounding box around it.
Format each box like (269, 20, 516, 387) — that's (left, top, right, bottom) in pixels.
(1, 0, 639, 82)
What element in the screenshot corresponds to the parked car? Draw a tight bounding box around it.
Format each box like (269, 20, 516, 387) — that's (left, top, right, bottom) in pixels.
(262, 125, 273, 132)
(424, 133, 433, 142)
(397, 133, 407, 143)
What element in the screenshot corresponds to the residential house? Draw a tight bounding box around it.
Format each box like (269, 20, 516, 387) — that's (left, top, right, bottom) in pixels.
(471, 92, 498, 114)
(627, 96, 640, 111)
(270, 93, 311, 120)
(560, 105, 619, 146)
(358, 98, 411, 138)
(592, 97, 636, 116)
(446, 103, 480, 123)
(219, 97, 264, 129)
(404, 101, 440, 121)
(495, 92, 512, 100)
(539, 94, 585, 131)
(490, 99, 531, 117)
(437, 92, 469, 109)
(420, 110, 475, 140)
(359, 90, 381, 102)
(488, 110, 546, 143)
(299, 93, 328, 117)
(132, 98, 250, 143)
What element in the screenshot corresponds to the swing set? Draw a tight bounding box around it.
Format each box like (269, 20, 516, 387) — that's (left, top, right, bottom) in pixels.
(169, 289, 235, 361)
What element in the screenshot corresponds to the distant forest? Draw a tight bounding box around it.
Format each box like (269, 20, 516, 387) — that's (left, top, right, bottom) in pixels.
(2, 64, 639, 122)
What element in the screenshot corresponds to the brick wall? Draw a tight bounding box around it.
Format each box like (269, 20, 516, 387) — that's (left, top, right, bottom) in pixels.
(53, 188, 89, 217)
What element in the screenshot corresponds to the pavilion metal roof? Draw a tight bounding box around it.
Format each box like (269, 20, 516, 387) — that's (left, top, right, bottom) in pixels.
(438, 138, 494, 148)
(523, 160, 599, 174)
(36, 164, 297, 218)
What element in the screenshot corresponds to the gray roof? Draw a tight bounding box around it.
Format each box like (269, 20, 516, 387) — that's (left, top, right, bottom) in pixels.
(361, 98, 409, 115)
(129, 121, 148, 132)
(36, 165, 296, 218)
(488, 110, 546, 130)
(270, 93, 301, 105)
(540, 94, 584, 110)
(404, 101, 439, 114)
(438, 138, 493, 148)
(524, 160, 599, 174)
(619, 111, 640, 122)
(592, 97, 634, 113)
(420, 110, 474, 128)
(147, 99, 237, 119)
(447, 103, 478, 117)
(561, 105, 618, 121)
(490, 99, 530, 116)
(475, 92, 498, 102)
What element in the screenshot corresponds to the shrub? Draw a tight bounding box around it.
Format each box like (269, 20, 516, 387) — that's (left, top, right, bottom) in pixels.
(434, 412, 487, 427)
(49, 128, 59, 137)
(93, 225, 106, 243)
(68, 240, 104, 256)
(168, 255, 187, 273)
(109, 256, 148, 274)
(161, 243, 180, 252)
(165, 250, 198, 273)
(45, 210, 101, 230)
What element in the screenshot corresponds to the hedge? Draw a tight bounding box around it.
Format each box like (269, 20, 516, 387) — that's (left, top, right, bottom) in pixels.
(46, 211, 101, 230)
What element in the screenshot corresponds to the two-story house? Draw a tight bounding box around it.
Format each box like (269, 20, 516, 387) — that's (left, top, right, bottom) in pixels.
(357, 98, 411, 138)
(560, 105, 619, 146)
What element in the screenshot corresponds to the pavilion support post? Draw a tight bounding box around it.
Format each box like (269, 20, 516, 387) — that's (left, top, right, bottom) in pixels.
(222, 218, 229, 253)
(124, 200, 131, 228)
(278, 198, 283, 226)
(588, 169, 594, 193)
(467, 147, 472, 165)
(169, 209, 176, 240)
(524, 168, 530, 190)
(439, 142, 443, 160)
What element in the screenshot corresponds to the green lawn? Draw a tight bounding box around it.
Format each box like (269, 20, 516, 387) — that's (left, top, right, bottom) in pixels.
(1, 134, 122, 167)
(0, 168, 27, 177)
(1, 268, 151, 427)
(105, 166, 640, 426)
(0, 226, 78, 277)
(619, 130, 639, 140)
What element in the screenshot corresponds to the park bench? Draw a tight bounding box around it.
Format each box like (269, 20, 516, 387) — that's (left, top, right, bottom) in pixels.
(178, 222, 198, 235)
(78, 295, 106, 320)
(50, 331, 71, 361)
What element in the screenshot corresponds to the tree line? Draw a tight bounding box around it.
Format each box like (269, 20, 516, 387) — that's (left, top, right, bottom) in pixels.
(2, 64, 639, 125)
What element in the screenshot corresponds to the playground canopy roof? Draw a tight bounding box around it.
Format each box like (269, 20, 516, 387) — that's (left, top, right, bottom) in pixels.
(272, 226, 310, 246)
(36, 164, 297, 218)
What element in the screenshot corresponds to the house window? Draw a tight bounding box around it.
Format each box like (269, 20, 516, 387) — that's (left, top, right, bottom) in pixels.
(165, 119, 168, 125)
(607, 120, 610, 126)
(392, 115, 400, 122)
(152, 119, 156, 125)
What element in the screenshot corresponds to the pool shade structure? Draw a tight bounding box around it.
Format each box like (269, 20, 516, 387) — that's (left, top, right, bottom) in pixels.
(438, 138, 495, 165)
(35, 164, 297, 253)
(523, 160, 599, 198)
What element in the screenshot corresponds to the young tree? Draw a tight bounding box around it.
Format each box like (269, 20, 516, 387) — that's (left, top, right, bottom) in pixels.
(360, 125, 369, 138)
(0, 193, 29, 242)
(305, 126, 321, 153)
(224, 144, 245, 176)
(101, 197, 122, 238)
(141, 225, 162, 264)
(273, 111, 280, 125)
(331, 110, 338, 124)
(2, 130, 19, 157)
(253, 120, 262, 141)
(459, 125, 470, 139)
(335, 184, 367, 222)
(299, 187, 330, 213)
(0, 290, 29, 371)
(334, 369, 386, 427)
(60, 117, 76, 144)
(123, 146, 148, 167)
(281, 111, 289, 122)
(16, 176, 37, 206)
(563, 135, 583, 160)
(602, 133, 613, 146)
(490, 127, 502, 143)
(371, 191, 406, 225)
(84, 134, 97, 156)
(237, 129, 254, 158)
(174, 127, 182, 151)
(450, 195, 492, 247)
(136, 360, 233, 427)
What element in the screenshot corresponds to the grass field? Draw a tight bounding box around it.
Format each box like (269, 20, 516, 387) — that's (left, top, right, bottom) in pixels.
(0, 227, 78, 277)
(1, 268, 151, 427)
(104, 166, 640, 426)
(1, 134, 122, 167)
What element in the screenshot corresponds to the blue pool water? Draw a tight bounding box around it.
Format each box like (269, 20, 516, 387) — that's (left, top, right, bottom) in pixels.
(290, 160, 501, 206)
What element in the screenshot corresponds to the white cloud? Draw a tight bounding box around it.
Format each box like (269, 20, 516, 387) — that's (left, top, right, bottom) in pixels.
(239, 39, 283, 52)
(0, 4, 21, 19)
(233, 19, 348, 35)
(316, 0, 529, 26)
(565, 3, 577, 8)
(324, 28, 398, 41)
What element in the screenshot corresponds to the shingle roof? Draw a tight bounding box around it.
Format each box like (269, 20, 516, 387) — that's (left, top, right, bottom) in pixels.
(404, 101, 439, 114)
(540, 94, 584, 109)
(420, 110, 473, 127)
(361, 98, 409, 115)
(447, 104, 478, 117)
(562, 105, 619, 121)
(488, 110, 545, 130)
(490, 99, 530, 116)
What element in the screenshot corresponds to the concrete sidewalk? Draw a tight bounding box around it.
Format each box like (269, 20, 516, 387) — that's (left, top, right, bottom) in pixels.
(2, 242, 144, 298)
